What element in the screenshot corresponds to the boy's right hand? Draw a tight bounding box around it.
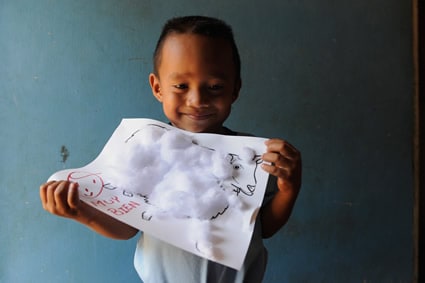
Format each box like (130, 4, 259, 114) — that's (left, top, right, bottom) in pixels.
(40, 180, 81, 219)
(40, 180, 139, 239)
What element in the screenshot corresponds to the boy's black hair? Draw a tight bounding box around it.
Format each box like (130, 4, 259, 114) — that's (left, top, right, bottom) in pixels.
(153, 15, 241, 80)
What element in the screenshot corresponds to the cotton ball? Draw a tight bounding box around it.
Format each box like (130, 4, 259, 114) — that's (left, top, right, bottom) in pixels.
(160, 147, 182, 165)
(198, 148, 214, 167)
(186, 168, 218, 192)
(179, 145, 211, 168)
(136, 125, 166, 147)
(126, 144, 156, 170)
(159, 129, 193, 150)
(108, 140, 169, 195)
(227, 193, 243, 210)
(148, 171, 198, 218)
(156, 190, 197, 219)
(151, 167, 230, 220)
(193, 187, 229, 220)
(211, 151, 233, 180)
(107, 134, 153, 172)
(102, 143, 144, 188)
(129, 163, 169, 195)
(239, 147, 257, 164)
(159, 170, 198, 193)
(159, 130, 195, 164)
(110, 145, 164, 194)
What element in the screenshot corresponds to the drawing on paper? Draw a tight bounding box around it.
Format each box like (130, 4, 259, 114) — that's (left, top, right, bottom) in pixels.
(47, 118, 270, 270)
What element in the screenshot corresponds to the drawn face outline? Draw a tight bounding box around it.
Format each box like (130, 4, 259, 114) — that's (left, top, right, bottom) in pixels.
(67, 171, 104, 198)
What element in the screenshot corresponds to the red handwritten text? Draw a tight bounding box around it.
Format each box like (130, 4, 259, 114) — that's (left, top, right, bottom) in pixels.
(107, 201, 141, 216)
(90, 196, 120, 207)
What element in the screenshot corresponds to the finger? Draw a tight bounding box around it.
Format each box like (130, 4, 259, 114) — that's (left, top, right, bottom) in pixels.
(261, 162, 290, 179)
(265, 139, 300, 159)
(40, 181, 56, 208)
(265, 138, 287, 151)
(45, 181, 62, 209)
(262, 152, 292, 168)
(68, 182, 80, 209)
(261, 150, 300, 181)
(53, 181, 73, 213)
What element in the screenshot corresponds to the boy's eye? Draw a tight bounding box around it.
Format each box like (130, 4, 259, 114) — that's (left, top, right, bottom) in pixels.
(208, 84, 224, 91)
(173, 84, 188, 90)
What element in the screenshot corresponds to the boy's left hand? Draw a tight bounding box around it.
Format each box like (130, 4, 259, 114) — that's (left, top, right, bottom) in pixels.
(261, 138, 302, 192)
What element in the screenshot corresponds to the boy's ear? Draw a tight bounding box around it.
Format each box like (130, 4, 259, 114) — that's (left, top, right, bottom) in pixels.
(149, 73, 162, 102)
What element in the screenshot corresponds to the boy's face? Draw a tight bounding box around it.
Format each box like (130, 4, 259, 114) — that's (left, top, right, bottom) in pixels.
(150, 33, 241, 134)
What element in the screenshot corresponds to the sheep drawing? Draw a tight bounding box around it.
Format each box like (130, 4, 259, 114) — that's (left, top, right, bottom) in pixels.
(103, 124, 262, 222)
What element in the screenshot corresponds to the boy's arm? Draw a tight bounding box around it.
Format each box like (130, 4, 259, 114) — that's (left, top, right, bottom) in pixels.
(40, 181, 139, 240)
(260, 138, 302, 238)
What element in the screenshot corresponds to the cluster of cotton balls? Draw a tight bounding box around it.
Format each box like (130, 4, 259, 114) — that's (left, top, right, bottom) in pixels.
(105, 125, 257, 221)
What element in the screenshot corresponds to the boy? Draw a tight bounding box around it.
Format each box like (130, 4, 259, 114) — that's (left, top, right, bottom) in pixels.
(40, 16, 301, 282)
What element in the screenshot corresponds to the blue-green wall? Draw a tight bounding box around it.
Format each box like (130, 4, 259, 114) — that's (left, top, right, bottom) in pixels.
(0, 1, 414, 282)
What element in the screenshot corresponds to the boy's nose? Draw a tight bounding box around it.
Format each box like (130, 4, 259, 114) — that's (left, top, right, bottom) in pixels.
(187, 88, 209, 107)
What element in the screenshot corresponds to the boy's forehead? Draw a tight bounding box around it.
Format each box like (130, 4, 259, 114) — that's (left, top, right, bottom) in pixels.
(158, 34, 236, 75)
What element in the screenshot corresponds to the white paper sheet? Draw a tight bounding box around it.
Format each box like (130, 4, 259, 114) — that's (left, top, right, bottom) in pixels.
(47, 118, 270, 270)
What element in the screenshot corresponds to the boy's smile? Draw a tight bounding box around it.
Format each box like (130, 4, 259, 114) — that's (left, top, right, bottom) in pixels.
(150, 33, 241, 134)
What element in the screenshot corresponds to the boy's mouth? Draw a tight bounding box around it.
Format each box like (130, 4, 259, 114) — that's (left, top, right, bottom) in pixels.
(186, 113, 214, 120)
